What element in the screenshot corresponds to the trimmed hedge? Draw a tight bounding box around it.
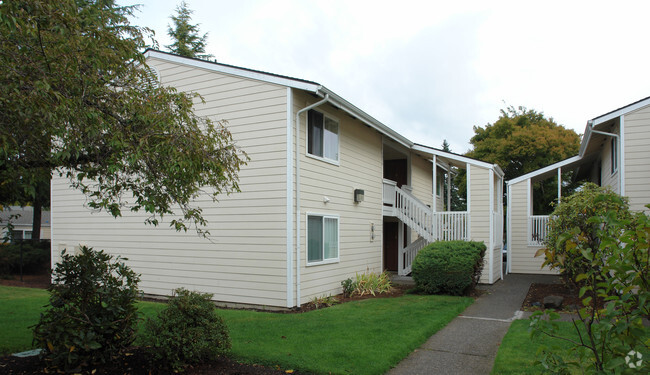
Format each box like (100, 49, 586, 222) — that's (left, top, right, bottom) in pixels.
(0, 241, 50, 276)
(411, 240, 486, 296)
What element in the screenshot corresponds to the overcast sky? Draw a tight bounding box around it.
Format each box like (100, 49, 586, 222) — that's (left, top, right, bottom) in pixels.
(119, 0, 650, 153)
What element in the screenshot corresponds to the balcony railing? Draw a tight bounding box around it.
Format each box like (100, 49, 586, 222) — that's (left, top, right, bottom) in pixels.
(529, 215, 550, 246)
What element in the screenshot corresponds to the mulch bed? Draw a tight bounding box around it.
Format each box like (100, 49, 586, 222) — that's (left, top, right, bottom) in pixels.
(0, 349, 297, 375)
(521, 281, 604, 312)
(0, 273, 413, 374)
(0, 274, 51, 289)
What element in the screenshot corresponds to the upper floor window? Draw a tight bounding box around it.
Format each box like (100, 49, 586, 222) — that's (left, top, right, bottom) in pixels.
(611, 138, 618, 174)
(308, 109, 339, 162)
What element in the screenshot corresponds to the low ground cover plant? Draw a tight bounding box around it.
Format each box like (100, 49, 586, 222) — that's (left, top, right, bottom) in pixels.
(32, 246, 140, 372)
(531, 184, 649, 373)
(411, 240, 486, 295)
(143, 288, 231, 371)
(340, 270, 393, 298)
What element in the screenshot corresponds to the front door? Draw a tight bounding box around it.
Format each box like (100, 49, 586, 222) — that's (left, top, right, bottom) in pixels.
(383, 221, 398, 271)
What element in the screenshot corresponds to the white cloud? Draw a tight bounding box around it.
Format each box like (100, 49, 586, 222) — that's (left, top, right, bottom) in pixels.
(121, 0, 650, 153)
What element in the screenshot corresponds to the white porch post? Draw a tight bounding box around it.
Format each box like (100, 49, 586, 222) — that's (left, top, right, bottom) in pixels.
(466, 163, 471, 240)
(432, 155, 437, 212)
(445, 164, 451, 211)
(432, 155, 438, 241)
(397, 222, 404, 275)
(557, 167, 562, 203)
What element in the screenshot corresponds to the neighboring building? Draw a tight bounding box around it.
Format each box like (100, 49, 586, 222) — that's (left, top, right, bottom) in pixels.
(506, 96, 650, 275)
(0, 206, 51, 242)
(51, 50, 504, 309)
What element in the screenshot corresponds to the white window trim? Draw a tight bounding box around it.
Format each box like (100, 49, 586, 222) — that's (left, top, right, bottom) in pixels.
(306, 109, 340, 165)
(305, 212, 340, 266)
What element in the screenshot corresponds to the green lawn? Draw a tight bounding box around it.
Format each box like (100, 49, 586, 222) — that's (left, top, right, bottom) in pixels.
(491, 320, 579, 374)
(492, 319, 650, 374)
(0, 285, 472, 374)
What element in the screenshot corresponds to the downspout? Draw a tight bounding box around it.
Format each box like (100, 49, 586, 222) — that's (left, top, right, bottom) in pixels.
(295, 93, 330, 307)
(285, 87, 294, 308)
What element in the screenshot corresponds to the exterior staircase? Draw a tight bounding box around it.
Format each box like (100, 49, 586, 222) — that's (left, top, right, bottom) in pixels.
(383, 179, 469, 275)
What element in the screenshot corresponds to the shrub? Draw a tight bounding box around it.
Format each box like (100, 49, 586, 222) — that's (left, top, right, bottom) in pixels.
(531, 201, 649, 373)
(352, 270, 392, 296)
(143, 288, 231, 372)
(32, 246, 140, 372)
(0, 241, 50, 276)
(341, 278, 354, 298)
(310, 294, 340, 309)
(411, 240, 486, 296)
(539, 182, 630, 285)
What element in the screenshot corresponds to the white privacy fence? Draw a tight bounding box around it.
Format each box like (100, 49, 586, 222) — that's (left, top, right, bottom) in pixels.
(529, 215, 550, 246)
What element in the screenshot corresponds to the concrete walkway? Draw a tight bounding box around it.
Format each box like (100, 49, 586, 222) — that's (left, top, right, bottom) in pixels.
(387, 274, 561, 375)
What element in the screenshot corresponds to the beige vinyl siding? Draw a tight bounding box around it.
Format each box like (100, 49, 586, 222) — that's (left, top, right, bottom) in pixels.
(508, 180, 557, 275)
(295, 92, 383, 305)
(468, 165, 491, 283)
(410, 154, 433, 241)
(411, 154, 433, 207)
(624, 105, 650, 212)
(52, 58, 290, 307)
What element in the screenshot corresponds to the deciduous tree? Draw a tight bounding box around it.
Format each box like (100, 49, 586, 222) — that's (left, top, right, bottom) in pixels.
(466, 106, 580, 214)
(0, 0, 247, 236)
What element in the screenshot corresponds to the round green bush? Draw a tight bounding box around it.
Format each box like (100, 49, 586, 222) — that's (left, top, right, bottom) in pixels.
(143, 288, 231, 371)
(411, 240, 486, 296)
(32, 246, 140, 372)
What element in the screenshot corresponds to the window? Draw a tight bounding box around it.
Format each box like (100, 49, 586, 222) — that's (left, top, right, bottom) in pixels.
(307, 214, 339, 264)
(436, 171, 444, 197)
(610, 138, 618, 174)
(308, 109, 339, 162)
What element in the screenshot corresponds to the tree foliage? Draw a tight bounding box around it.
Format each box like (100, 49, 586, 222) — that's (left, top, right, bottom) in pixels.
(166, 1, 213, 60)
(465, 106, 581, 214)
(0, 0, 247, 235)
(531, 187, 649, 373)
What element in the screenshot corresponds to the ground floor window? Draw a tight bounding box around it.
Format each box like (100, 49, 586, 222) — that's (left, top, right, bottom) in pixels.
(307, 214, 339, 264)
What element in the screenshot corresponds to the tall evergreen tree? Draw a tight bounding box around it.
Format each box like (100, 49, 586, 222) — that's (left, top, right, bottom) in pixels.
(441, 140, 466, 211)
(166, 1, 213, 60)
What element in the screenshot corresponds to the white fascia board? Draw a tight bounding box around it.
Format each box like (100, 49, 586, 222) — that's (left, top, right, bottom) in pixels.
(317, 87, 413, 148)
(145, 50, 416, 149)
(579, 97, 650, 156)
(506, 155, 582, 185)
(591, 97, 650, 126)
(412, 144, 496, 170)
(144, 50, 320, 92)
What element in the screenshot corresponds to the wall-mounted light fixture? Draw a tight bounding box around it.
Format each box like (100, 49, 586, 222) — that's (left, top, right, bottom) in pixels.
(354, 189, 364, 203)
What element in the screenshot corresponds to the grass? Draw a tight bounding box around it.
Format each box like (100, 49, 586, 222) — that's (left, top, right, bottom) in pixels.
(492, 319, 650, 374)
(0, 286, 48, 355)
(490, 320, 579, 374)
(0, 285, 472, 374)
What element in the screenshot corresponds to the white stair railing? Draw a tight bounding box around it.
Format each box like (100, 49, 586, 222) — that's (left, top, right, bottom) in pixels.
(400, 236, 429, 276)
(393, 185, 435, 241)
